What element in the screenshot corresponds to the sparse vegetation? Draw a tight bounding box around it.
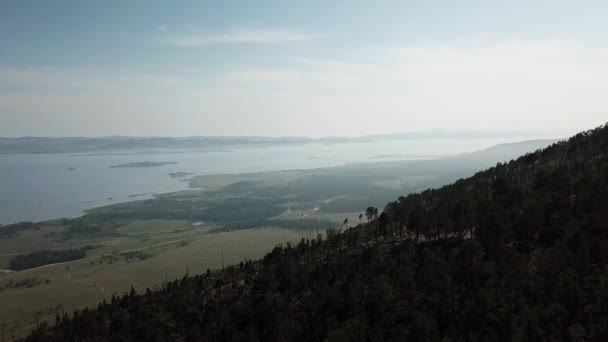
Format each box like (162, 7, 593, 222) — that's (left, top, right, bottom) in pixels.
(1, 277, 46, 291)
(122, 251, 155, 262)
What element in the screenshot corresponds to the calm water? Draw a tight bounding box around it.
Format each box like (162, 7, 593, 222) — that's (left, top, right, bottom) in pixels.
(0, 138, 524, 224)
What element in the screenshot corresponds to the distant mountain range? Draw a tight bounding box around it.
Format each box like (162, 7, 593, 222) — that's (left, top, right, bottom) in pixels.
(0, 129, 555, 154)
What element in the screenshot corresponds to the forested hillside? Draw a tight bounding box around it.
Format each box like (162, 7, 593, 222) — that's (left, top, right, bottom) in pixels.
(25, 124, 608, 341)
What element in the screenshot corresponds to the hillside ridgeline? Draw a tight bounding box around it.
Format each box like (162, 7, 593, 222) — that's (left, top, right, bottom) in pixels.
(26, 124, 608, 341)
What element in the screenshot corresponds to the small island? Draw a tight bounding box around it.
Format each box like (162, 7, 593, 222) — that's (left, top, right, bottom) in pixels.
(109, 161, 178, 168)
(169, 172, 195, 178)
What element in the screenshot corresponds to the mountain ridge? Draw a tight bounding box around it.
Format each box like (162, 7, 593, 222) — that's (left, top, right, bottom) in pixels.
(25, 123, 608, 341)
(0, 130, 557, 154)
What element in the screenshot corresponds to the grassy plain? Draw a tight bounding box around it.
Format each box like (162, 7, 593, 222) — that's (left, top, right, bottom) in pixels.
(0, 221, 302, 338)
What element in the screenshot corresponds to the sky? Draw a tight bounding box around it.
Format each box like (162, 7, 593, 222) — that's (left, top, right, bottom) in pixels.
(1, 0, 608, 137)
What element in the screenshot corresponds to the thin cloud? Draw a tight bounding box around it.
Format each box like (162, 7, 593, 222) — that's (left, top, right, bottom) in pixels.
(220, 39, 608, 134)
(2, 39, 608, 137)
(159, 26, 323, 47)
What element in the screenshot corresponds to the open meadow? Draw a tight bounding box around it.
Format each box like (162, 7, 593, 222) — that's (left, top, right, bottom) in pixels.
(0, 220, 303, 337)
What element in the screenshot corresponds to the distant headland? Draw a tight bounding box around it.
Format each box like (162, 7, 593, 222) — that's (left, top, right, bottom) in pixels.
(109, 161, 178, 168)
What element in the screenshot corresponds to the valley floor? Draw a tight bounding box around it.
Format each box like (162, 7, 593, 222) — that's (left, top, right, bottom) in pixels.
(0, 222, 302, 338)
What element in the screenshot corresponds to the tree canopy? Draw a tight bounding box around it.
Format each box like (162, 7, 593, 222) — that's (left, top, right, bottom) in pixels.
(24, 123, 608, 341)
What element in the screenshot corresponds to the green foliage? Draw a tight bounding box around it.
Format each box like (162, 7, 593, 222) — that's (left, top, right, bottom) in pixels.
(24, 123, 608, 341)
(0, 221, 39, 239)
(62, 224, 103, 239)
(10, 248, 87, 271)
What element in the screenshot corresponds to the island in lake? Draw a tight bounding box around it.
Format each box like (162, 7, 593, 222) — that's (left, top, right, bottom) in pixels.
(109, 161, 178, 168)
(169, 172, 195, 178)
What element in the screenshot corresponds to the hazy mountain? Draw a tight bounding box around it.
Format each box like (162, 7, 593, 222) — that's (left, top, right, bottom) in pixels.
(0, 130, 548, 154)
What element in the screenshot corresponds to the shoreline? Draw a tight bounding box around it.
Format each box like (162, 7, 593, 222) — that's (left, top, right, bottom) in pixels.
(0, 180, 196, 225)
(1, 137, 547, 226)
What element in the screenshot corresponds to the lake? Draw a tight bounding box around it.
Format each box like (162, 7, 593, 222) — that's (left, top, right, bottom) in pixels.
(0, 138, 526, 224)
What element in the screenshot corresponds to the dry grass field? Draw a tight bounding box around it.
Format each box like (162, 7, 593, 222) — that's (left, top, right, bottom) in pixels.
(0, 221, 302, 338)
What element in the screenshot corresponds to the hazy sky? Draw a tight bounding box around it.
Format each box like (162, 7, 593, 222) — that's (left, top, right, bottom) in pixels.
(1, 0, 607, 137)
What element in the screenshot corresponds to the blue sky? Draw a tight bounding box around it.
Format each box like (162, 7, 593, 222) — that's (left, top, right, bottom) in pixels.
(1, 1, 608, 137)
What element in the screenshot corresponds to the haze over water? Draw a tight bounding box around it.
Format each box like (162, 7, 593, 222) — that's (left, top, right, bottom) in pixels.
(0, 138, 525, 224)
